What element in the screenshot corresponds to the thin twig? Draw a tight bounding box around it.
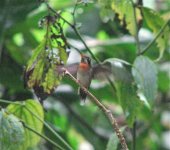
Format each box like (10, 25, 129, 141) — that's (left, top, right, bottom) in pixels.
(0, 99, 23, 105)
(22, 123, 65, 150)
(139, 19, 170, 55)
(64, 69, 129, 150)
(130, 0, 141, 54)
(132, 120, 136, 150)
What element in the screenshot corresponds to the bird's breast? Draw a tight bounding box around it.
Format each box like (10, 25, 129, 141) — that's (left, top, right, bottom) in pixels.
(77, 68, 92, 88)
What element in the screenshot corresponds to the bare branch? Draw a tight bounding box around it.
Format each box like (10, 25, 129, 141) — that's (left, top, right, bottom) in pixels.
(63, 69, 129, 150)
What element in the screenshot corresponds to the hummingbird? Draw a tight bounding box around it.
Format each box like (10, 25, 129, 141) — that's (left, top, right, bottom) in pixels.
(77, 54, 92, 104)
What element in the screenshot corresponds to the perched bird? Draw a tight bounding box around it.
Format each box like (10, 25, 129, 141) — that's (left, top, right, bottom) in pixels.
(77, 54, 92, 104)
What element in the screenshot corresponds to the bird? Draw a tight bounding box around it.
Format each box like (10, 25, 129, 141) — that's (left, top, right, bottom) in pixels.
(77, 54, 92, 105)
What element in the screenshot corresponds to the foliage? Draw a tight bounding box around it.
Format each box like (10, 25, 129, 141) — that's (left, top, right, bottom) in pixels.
(0, 0, 170, 150)
(25, 15, 68, 100)
(132, 56, 157, 106)
(0, 110, 25, 150)
(111, 0, 140, 36)
(142, 7, 169, 60)
(7, 100, 44, 150)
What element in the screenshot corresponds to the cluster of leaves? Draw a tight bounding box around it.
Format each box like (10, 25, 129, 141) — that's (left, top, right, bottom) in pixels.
(24, 14, 68, 100)
(0, 100, 44, 150)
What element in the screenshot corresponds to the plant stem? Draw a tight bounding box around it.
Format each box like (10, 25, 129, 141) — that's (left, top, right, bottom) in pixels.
(64, 69, 129, 150)
(23, 123, 65, 150)
(139, 19, 170, 55)
(130, 0, 141, 54)
(0, 99, 23, 105)
(24, 106, 73, 150)
(132, 120, 136, 150)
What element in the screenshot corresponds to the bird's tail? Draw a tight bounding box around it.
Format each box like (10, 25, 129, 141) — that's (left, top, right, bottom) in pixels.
(78, 87, 87, 105)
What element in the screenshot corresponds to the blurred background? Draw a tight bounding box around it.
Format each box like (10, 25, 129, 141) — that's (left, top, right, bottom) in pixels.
(0, 0, 170, 150)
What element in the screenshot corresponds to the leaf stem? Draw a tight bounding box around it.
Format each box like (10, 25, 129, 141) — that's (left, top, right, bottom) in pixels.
(64, 69, 129, 150)
(0, 99, 23, 105)
(23, 123, 65, 150)
(139, 19, 170, 55)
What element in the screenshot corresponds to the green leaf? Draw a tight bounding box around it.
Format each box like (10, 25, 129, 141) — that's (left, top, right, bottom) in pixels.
(111, 0, 141, 36)
(58, 47, 68, 64)
(115, 82, 144, 126)
(7, 99, 44, 150)
(0, 110, 25, 150)
(42, 64, 61, 94)
(132, 56, 158, 105)
(106, 133, 119, 150)
(103, 58, 132, 83)
(27, 40, 45, 70)
(142, 7, 169, 60)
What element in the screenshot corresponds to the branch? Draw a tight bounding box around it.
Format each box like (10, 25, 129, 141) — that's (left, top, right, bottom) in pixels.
(139, 19, 170, 55)
(64, 69, 129, 150)
(22, 123, 65, 150)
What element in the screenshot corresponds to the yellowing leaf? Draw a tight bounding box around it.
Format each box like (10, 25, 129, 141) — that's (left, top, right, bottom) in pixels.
(27, 59, 45, 88)
(142, 7, 169, 60)
(58, 47, 68, 64)
(111, 0, 141, 36)
(42, 64, 62, 94)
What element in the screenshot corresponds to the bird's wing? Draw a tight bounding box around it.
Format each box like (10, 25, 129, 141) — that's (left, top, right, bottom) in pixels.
(92, 63, 112, 80)
(57, 63, 79, 77)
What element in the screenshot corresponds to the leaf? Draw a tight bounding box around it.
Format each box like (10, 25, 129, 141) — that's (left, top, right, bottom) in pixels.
(25, 16, 68, 99)
(7, 100, 44, 150)
(132, 56, 158, 105)
(27, 40, 45, 71)
(58, 47, 68, 64)
(27, 59, 45, 88)
(115, 82, 145, 126)
(0, 110, 25, 150)
(111, 0, 141, 36)
(142, 7, 169, 60)
(42, 64, 61, 94)
(106, 133, 119, 150)
(103, 58, 132, 83)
